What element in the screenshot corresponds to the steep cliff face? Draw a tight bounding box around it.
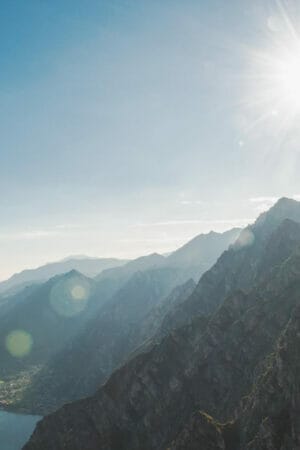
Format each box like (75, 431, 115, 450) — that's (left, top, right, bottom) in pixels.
(166, 303, 300, 450)
(241, 304, 300, 449)
(167, 412, 227, 450)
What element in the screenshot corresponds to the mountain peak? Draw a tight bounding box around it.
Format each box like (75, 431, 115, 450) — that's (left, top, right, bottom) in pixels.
(65, 269, 83, 278)
(270, 196, 299, 210)
(263, 196, 299, 215)
(254, 197, 300, 233)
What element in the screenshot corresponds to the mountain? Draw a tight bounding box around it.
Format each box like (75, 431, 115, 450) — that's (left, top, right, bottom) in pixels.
(0, 284, 41, 319)
(17, 268, 188, 413)
(95, 253, 166, 284)
(0, 271, 97, 377)
(0, 253, 177, 410)
(240, 303, 300, 449)
(163, 197, 300, 329)
(167, 411, 231, 450)
(168, 301, 300, 450)
(0, 257, 128, 296)
(166, 227, 241, 280)
(96, 229, 241, 286)
(126, 278, 197, 352)
(0, 269, 124, 409)
(12, 229, 239, 414)
(23, 198, 300, 450)
(1, 227, 239, 299)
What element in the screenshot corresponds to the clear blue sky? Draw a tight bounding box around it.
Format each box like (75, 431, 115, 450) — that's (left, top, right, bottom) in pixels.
(1, 0, 300, 279)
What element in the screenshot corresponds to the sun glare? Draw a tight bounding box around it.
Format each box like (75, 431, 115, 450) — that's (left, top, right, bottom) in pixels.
(271, 45, 300, 112)
(244, 3, 300, 135)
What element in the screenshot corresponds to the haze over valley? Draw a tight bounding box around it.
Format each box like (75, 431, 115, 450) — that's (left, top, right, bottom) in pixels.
(1, 1, 300, 449)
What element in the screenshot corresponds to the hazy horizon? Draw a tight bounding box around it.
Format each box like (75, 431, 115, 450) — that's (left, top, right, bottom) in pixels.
(2, 195, 300, 281)
(1, 0, 300, 280)
(1, 220, 247, 281)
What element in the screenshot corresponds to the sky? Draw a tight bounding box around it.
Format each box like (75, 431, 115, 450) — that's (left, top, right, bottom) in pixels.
(1, 0, 300, 280)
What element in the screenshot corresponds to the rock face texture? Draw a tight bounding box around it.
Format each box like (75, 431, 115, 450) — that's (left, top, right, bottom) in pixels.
(167, 412, 227, 450)
(242, 303, 300, 450)
(24, 198, 300, 450)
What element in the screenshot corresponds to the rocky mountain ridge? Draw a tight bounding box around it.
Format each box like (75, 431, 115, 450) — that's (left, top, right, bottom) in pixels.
(23, 198, 300, 450)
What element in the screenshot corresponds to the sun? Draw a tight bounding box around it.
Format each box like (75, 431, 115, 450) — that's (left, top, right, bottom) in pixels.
(251, 37, 300, 117)
(270, 44, 300, 113)
(282, 56, 300, 103)
(243, 2, 300, 133)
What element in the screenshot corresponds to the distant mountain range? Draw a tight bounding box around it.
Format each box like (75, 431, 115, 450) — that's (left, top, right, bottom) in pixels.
(0, 226, 241, 298)
(166, 227, 242, 280)
(0, 257, 128, 296)
(0, 227, 240, 414)
(23, 198, 300, 450)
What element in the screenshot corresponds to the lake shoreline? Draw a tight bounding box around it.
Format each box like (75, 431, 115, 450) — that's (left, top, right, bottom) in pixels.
(0, 409, 42, 450)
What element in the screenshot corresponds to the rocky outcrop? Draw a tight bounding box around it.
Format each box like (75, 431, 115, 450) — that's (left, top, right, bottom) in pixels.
(167, 412, 226, 450)
(241, 304, 300, 449)
(165, 303, 300, 450)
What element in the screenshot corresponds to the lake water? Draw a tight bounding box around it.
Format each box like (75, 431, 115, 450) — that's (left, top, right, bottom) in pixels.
(0, 410, 41, 450)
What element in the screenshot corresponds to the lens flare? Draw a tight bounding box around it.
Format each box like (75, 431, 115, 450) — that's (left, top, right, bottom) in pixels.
(71, 285, 87, 301)
(234, 229, 255, 250)
(50, 276, 90, 317)
(5, 330, 33, 358)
